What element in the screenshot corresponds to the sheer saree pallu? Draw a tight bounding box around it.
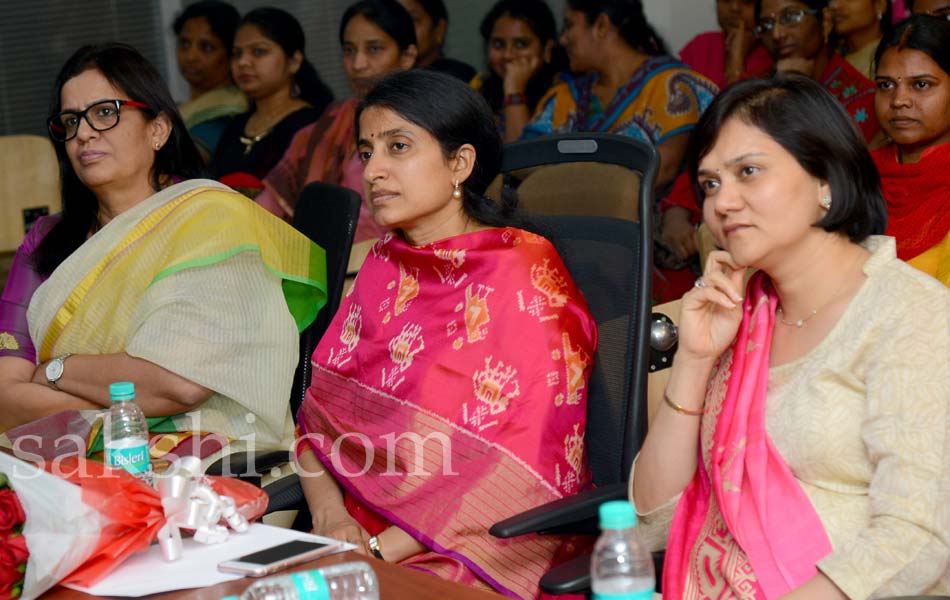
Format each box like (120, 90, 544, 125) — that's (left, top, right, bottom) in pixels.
(298, 228, 597, 599)
(663, 273, 833, 599)
(25, 179, 327, 450)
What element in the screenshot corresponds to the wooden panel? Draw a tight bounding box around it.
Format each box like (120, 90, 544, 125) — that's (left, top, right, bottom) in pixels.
(0, 135, 60, 253)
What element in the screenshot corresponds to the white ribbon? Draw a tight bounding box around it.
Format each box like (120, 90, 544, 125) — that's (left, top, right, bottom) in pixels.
(155, 456, 250, 561)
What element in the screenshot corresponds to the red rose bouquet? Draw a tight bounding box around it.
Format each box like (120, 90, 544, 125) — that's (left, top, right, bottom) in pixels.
(0, 473, 28, 599)
(0, 452, 266, 599)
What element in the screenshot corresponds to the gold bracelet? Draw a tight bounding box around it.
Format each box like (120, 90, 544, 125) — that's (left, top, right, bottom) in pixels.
(664, 391, 704, 416)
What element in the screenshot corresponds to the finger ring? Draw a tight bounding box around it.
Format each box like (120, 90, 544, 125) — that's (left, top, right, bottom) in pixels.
(694, 277, 707, 289)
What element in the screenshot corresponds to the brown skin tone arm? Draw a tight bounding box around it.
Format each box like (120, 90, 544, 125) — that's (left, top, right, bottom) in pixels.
(0, 353, 213, 431)
(297, 446, 425, 561)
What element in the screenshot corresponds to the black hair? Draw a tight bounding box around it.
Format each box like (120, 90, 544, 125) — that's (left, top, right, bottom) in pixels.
(240, 8, 334, 110)
(339, 0, 418, 51)
(34, 43, 205, 276)
(874, 13, 950, 76)
(566, 0, 668, 55)
(173, 0, 241, 53)
(686, 73, 887, 242)
(478, 0, 567, 114)
(355, 70, 518, 228)
(411, 0, 449, 24)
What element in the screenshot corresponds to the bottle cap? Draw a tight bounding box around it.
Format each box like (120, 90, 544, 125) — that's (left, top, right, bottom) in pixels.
(109, 382, 136, 401)
(599, 500, 638, 530)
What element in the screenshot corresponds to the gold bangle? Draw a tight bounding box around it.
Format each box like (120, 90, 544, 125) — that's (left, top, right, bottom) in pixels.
(664, 391, 704, 416)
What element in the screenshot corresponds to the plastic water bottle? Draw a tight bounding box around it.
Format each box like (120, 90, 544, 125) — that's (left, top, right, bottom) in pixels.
(222, 562, 379, 600)
(104, 382, 153, 485)
(590, 500, 655, 599)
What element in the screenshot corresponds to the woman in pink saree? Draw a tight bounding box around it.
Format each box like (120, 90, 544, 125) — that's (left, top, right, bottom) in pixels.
(632, 74, 949, 599)
(295, 70, 597, 599)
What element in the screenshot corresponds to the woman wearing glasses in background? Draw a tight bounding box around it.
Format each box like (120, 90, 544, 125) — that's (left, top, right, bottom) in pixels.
(0, 44, 326, 467)
(752, 0, 882, 142)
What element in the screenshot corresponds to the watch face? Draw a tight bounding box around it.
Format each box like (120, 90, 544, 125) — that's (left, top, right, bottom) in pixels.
(46, 359, 64, 382)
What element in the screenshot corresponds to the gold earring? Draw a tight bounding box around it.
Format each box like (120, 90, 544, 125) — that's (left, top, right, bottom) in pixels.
(452, 180, 462, 200)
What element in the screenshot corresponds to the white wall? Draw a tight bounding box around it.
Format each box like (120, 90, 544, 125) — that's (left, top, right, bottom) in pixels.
(642, 0, 719, 55)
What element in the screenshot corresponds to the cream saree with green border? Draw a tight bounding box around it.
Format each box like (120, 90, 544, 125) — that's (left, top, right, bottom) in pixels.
(22, 179, 326, 464)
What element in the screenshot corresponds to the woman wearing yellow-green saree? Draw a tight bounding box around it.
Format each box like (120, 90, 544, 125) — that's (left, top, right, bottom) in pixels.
(0, 43, 326, 466)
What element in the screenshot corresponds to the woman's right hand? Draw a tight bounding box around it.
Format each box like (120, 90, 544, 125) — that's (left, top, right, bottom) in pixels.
(503, 55, 540, 96)
(315, 511, 371, 553)
(678, 251, 746, 363)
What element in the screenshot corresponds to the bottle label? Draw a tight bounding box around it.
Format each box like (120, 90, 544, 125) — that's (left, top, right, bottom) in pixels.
(105, 441, 150, 474)
(291, 570, 330, 599)
(592, 591, 654, 600)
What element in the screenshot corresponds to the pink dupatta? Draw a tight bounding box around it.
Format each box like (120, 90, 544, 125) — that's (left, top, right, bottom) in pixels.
(297, 228, 597, 599)
(663, 273, 833, 599)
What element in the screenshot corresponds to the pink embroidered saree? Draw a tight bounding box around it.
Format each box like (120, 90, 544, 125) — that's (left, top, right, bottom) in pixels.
(297, 228, 598, 599)
(663, 273, 833, 599)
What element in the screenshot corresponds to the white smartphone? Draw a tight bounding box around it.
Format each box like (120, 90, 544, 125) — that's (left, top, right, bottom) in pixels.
(218, 540, 344, 577)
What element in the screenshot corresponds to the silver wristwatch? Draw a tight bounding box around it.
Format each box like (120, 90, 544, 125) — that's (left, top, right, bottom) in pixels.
(45, 353, 73, 390)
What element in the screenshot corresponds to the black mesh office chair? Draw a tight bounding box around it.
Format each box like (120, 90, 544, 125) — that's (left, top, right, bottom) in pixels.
(488, 134, 657, 595)
(206, 182, 361, 485)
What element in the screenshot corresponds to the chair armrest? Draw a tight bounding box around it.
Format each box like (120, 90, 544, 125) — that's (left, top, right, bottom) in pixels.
(489, 482, 628, 538)
(538, 550, 666, 595)
(540, 553, 591, 595)
(205, 450, 292, 481)
(262, 472, 307, 514)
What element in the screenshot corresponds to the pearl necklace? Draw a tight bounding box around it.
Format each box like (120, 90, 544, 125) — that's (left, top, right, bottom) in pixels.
(777, 306, 818, 328)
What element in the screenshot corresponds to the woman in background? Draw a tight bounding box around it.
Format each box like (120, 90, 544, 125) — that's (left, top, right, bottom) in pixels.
(256, 0, 416, 241)
(173, 0, 247, 160)
(828, 0, 892, 78)
(522, 0, 718, 191)
(296, 69, 596, 599)
(396, 0, 476, 81)
(872, 14, 950, 284)
(471, 0, 566, 142)
(908, 0, 950, 15)
(212, 7, 334, 193)
(679, 0, 773, 88)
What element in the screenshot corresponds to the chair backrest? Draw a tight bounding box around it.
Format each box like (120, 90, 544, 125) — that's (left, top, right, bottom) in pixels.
(502, 133, 657, 486)
(511, 162, 641, 221)
(0, 135, 61, 253)
(288, 182, 362, 419)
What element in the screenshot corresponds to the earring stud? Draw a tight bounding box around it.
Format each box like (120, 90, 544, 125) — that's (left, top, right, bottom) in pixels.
(820, 195, 832, 210)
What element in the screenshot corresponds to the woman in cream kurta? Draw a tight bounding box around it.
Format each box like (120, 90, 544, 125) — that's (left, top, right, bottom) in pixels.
(631, 73, 948, 600)
(635, 236, 950, 598)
